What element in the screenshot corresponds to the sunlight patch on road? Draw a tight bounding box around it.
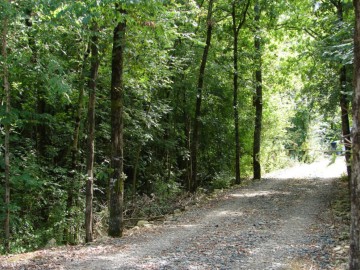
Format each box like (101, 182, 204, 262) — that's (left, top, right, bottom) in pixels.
(213, 210, 244, 217)
(177, 224, 199, 228)
(265, 158, 346, 180)
(230, 190, 291, 198)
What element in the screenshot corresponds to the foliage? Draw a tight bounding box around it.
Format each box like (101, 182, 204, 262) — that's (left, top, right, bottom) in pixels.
(0, 0, 353, 253)
(210, 172, 233, 190)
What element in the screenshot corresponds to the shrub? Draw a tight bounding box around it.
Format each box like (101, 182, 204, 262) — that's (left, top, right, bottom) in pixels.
(211, 172, 232, 190)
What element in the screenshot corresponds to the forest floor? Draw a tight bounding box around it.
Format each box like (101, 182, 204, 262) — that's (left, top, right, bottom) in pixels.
(0, 157, 350, 270)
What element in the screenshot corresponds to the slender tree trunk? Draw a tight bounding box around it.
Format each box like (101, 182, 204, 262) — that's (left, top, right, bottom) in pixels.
(232, 3, 241, 185)
(24, 6, 46, 159)
(70, 48, 89, 170)
(340, 65, 352, 179)
(29, 6, 46, 161)
(108, 6, 126, 237)
(132, 146, 141, 199)
(336, 1, 352, 180)
(85, 23, 100, 243)
(36, 100, 47, 157)
(163, 44, 179, 183)
(185, 115, 192, 190)
(131, 102, 151, 199)
(253, 1, 263, 180)
(2, 1, 11, 253)
(231, 0, 250, 184)
(65, 45, 90, 244)
(191, 0, 214, 192)
(179, 85, 191, 190)
(350, 0, 360, 268)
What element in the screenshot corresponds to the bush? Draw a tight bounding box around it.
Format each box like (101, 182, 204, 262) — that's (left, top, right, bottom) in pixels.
(211, 172, 233, 190)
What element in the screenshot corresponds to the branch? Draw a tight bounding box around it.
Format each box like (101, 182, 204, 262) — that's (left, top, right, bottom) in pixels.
(329, 0, 340, 9)
(274, 23, 321, 39)
(303, 27, 320, 39)
(236, 0, 251, 35)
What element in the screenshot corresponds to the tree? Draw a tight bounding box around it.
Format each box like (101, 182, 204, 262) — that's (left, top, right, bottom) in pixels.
(350, 0, 360, 268)
(85, 22, 100, 243)
(191, 0, 214, 192)
(253, 0, 263, 180)
(335, 0, 352, 179)
(65, 36, 89, 245)
(108, 5, 126, 237)
(1, 0, 11, 254)
(231, 0, 250, 184)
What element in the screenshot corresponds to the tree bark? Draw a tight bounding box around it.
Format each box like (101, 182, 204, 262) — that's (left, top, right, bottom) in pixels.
(65, 44, 90, 244)
(232, 3, 241, 185)
(70, 48, 89, 171)
(131, 145, 142, 199)
(191, 0, 214, 192)
(231, 0, 250, 184)
(253, 1, 263, 180)
(2, 0, 11, 253)
(336, 1, 352, 180)
(85, 23, 100, 243)
(108, 6, 126, 237)
(131, 106, 150, 199)
(340, 65, 352, 179)
(350, 0, 360, 268)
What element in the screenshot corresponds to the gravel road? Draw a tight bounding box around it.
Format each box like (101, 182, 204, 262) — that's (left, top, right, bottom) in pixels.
(62, 157, 347, 270)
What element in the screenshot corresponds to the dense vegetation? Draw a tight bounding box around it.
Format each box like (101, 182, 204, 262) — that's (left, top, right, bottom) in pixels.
(0, 0, 354, 254)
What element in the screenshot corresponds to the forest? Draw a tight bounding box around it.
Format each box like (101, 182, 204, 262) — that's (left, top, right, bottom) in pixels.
(0, 0, 355, 258)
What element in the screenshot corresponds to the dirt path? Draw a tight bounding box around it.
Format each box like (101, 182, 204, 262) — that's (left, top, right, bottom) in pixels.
(0, 158, 348, 269)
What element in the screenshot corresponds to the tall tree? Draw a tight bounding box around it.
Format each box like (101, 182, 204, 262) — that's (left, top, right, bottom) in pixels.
(340, 65, 352, 177)
(2, 0, 11, 253)
(335, 0, 352, 179)
(231, 0, 250, 184)
(85, 22, 100, 243)
(65, 40, 89, 245)
(108, 5, 126, 237)
(191, 0, 214, 192)
(253, 0, 263, 180)
(350, 0, 360, 268)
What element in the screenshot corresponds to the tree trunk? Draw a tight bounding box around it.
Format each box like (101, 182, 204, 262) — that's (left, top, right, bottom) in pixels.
(179, 85, 191, 190)
(85, 23, 100, 243)
(253, 1, 263, 180)
(232, 3, 241, 185)
(231, 0, 250, 184)
(336, 1, 352, 180)
(70, 48, 89, 170)
(65, 44, 90, 244)
(340, 65, 352, 179)
(350, 0, 360, 268)
(131, 145, 142, 199)
(108, 6, 126, 237)
(36, 99, 47, 158)
(2, 0, 11, 253)
(191, 0, 214, 192)
(185, 114, 192, 190)
(24, 6, 47, 159)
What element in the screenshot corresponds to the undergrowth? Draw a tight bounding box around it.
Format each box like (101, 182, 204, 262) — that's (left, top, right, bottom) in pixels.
(330, 174, 350, 269)
(331, 174, 350, 229)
